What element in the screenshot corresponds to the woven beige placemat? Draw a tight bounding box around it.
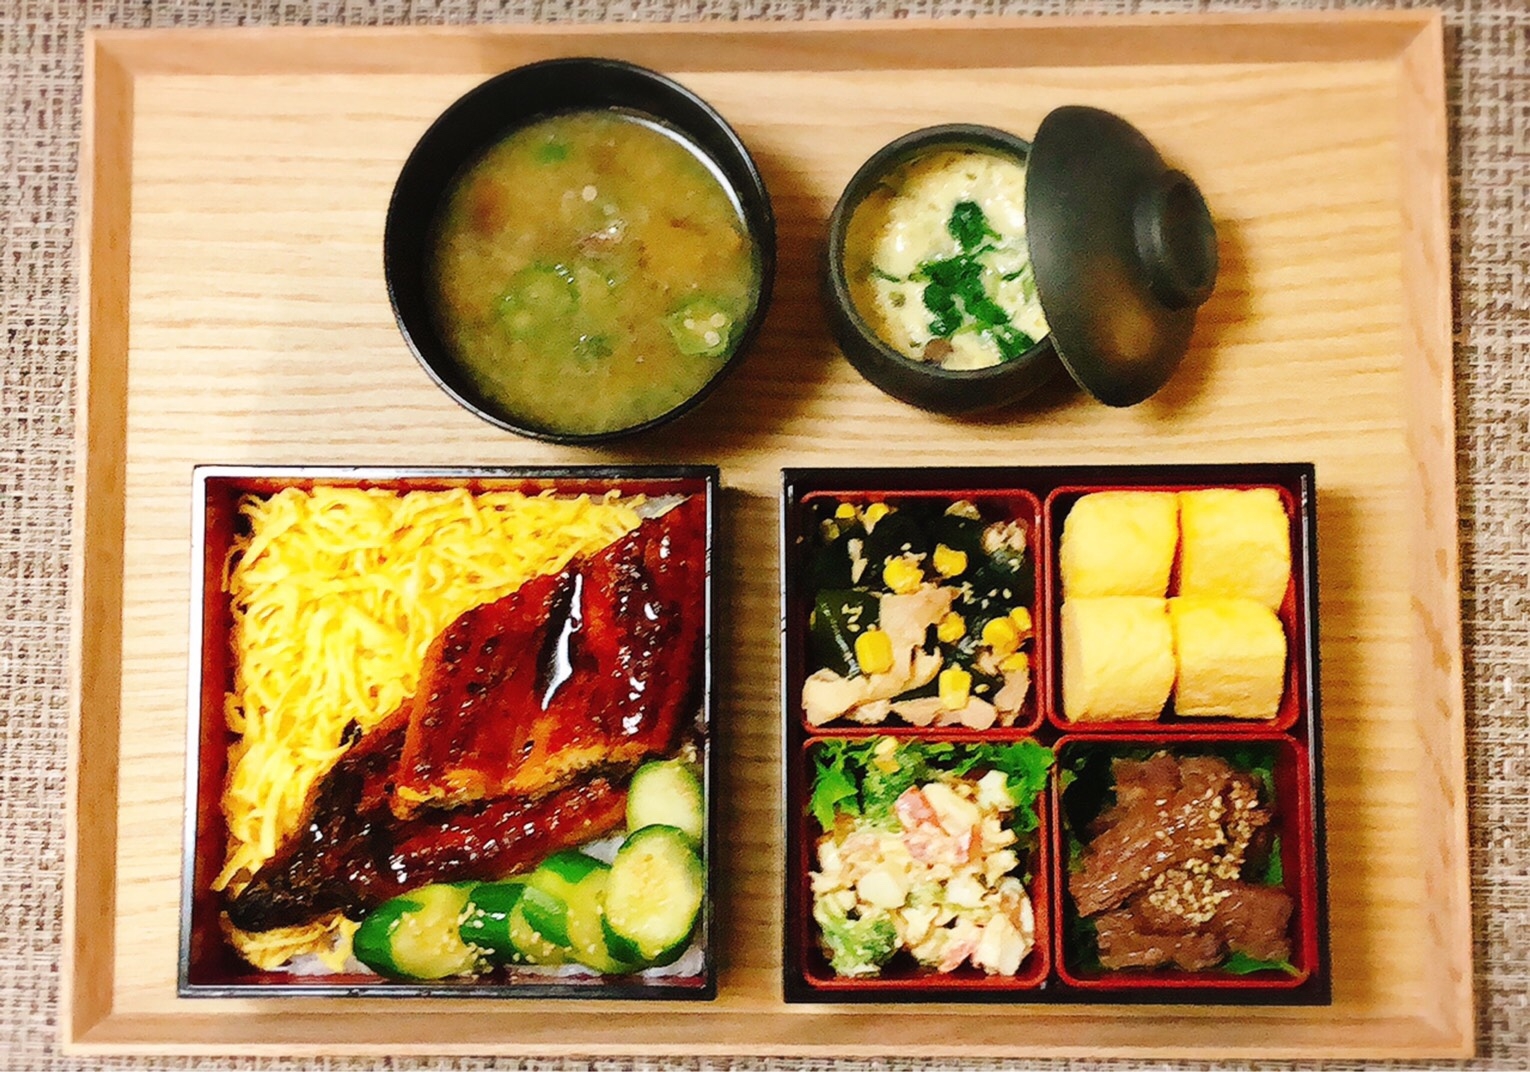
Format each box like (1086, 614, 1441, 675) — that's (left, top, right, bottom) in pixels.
(2, 0, 1524, 1067)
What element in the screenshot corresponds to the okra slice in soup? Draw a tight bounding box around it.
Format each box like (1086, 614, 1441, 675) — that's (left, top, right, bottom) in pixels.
(665, 297, 736, 357)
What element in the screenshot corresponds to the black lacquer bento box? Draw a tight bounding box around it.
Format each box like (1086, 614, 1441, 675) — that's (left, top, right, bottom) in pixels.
(781, 464, 1329, 1005)
(181, 465, 718, 999)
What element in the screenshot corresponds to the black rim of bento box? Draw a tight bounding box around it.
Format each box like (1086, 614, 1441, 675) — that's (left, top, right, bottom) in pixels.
(178, 464, 720, 1000)
(778, 463, 1329, 1006)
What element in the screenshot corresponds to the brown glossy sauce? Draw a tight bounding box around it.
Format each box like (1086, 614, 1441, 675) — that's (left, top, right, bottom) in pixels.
(225, 499, 707, 933)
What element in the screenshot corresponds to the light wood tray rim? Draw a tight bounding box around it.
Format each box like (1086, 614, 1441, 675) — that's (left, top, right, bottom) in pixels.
(65, 11, 1472, 1058)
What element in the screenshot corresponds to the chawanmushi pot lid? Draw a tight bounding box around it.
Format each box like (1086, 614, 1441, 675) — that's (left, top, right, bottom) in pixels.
(1025, 105, 1219, 407)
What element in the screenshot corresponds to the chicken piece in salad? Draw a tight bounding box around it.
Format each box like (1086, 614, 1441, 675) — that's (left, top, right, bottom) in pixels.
(808, 736, 1051, 978)
(800, 497, 1035, 730)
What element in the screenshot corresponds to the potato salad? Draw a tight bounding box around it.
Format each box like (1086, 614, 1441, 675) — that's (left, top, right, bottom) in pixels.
(808, 737, 1051, 978)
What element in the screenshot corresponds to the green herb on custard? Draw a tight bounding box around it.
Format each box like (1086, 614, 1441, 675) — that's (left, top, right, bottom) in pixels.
(908, 202, 1035, 359)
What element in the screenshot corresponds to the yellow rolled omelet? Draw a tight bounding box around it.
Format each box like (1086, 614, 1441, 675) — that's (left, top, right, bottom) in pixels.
(1060, 597, 1175, 722)
(1177, 488, 1291, 609)
(1169, 597, 1287, 719)
(1058, 491, 1179, 599)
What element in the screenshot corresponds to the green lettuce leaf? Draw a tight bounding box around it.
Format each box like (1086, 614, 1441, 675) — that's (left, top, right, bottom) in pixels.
(809, 746, 860, 830)
(808, 737, 1053, 832)
(1065, 910, 1101, 974)
(1222, 951, 1300, 976)
(1260, 834, 1285, 887)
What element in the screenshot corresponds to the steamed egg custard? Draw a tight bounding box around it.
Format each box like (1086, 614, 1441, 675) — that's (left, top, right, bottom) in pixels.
(844, 149, 1049, 371)
(429, 110, 760, 436)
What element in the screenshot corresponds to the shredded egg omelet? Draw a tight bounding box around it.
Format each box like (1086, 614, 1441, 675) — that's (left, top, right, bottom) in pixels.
(217, 486, 641, 970)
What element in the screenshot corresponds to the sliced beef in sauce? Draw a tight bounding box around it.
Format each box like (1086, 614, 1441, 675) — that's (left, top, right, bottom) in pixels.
(1073, 752, 1296, 973)
(1095, 908, 1226, 972)
(1069, 755, 1234, 917)
(1211, 880, 1294, 963)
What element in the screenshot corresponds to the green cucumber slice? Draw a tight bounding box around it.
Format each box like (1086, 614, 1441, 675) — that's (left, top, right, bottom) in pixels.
(565, 867, 642, 974)
(602, 825, 704, 967)
(458, 879, 529, 964)
(518, 885, 572, 949)
(508, 899, 568, 965)
(626, 760, 705, 845)
(518, 851, 606, 949)
(517, 850, 605, 948)
(353, 896, 419, 978)
(533, 850, 605, 891)
(353, 883, 480, 980)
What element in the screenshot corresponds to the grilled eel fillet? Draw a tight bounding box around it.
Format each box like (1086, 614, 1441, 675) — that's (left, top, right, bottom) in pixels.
(390, 495, 706, 818)
(224, 706, 628, 932)
(224, 499, 706, 934)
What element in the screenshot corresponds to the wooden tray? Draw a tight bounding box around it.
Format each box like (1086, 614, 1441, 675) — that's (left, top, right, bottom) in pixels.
(66, 13, 1469, 1058)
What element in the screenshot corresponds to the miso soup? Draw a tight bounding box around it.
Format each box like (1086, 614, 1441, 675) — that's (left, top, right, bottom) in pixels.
(429, 110, 760, 436)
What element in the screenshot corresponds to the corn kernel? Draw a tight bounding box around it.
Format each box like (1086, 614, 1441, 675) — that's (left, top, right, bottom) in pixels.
(882, 555, 924, 595)
(834, 502, 857, 520)
(982, 616, 1021, 656)
(854, 628, 895, 675)
(932, 543, 969, 578)
(936, 611, 967, 643)
(863, 502, 891, 531)
(1008, 606, 1033, 635)
(999, 652, 1029, 673)
(939, 666, 972, 711)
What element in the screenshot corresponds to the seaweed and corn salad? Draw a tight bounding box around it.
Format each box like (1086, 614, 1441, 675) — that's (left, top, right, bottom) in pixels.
(800, 498, 1035, 729)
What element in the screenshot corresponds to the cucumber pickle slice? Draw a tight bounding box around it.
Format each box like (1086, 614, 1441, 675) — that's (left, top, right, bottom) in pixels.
(626, 760, 704, 845)
(508, 899, 569, 966)
(457, 879, 528, 964)
(564, 867, 642, 974)
(518, 851, 606, 949)
(353, 882, 480, 981)
(601, 826, 704, 967)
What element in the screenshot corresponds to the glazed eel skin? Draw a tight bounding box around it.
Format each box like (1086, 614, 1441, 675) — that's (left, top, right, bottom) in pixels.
(224, 498, 705, 934)
(391, 493, 706, 816)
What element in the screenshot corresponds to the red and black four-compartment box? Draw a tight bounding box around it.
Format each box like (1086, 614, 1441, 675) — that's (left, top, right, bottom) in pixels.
(782, 465, 1329, 1005)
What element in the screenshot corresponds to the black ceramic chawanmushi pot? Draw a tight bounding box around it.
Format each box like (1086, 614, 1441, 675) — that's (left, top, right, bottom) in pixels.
(825, 109, 1218, 415)
(385, 58, 776, 444)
